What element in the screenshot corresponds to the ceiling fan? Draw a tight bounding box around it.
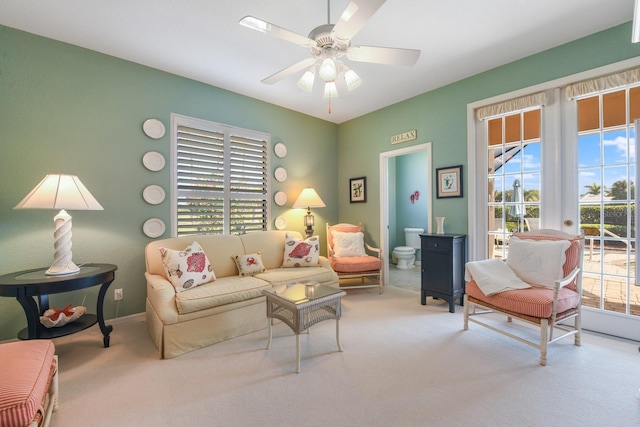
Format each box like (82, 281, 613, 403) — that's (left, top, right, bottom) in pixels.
(239, 0, 420, 101)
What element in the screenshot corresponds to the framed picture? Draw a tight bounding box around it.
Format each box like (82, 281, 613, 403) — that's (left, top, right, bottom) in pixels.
(436, 165, 463, 198)
(350, 177, 367, 203)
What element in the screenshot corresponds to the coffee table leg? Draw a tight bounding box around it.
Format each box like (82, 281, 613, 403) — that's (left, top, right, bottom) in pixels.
(296, 334, 301, 374)
(266, 318, 273, 350)
(336, 319, 343, 352)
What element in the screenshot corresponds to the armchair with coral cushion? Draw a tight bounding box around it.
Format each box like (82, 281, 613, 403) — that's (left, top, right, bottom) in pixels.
(463, 229, 585, 366)
(326, 223, 383, 294)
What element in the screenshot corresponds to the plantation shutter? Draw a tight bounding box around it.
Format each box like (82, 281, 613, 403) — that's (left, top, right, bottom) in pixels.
(229, 134, 268, 234)
(173, 115, 269, 236)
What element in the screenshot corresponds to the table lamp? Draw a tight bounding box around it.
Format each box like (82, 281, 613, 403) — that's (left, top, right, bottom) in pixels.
(292, 188, 325, 238)
(14, 174, 103, 275)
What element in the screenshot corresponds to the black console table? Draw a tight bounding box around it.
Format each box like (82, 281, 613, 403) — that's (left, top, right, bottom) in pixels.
(0, 263, 117, 347)
(420, 234, 466, 313)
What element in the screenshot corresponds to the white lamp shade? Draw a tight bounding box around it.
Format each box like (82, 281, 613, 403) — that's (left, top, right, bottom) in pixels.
(15, 174, 103, 211)
(297, 66, 316, 92)
(319, 57, 338, 81)
(323, 81, 338, 99)
(292, 188, 326, 209)
(344, 68, 362, 91)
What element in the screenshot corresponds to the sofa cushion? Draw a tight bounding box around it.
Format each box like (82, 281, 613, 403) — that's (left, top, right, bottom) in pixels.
(331, 255, 381, 273)
(282, 234, 320, 267)
(466, 280, 580, 318)
(255, 266, 338, 287)
(160, 241, 216, 293)
(233, 252, 266, 277)
(175, 275, 271, 314)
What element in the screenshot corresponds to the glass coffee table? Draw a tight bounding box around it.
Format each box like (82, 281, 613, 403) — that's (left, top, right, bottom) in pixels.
(262, 283, 346, 373)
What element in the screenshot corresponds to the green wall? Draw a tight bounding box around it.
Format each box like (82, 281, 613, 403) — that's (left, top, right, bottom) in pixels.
(0, 25, 338, 341)
(1, 22, 640, 342)
(338, 22, 640, 248)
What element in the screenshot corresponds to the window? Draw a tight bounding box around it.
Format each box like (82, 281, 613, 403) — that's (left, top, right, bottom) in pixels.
(171, 114, 270, 236)
(477, 93, 545, 259)
(575, 86, 639, 314)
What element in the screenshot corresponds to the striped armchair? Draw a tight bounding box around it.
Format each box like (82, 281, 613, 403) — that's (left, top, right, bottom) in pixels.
(326, 223, 383, 294)
(463, 229, 585, 366)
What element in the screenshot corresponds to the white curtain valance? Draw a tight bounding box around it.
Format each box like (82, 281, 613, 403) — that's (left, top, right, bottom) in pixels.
(565, 67, 640, 99)
(476, 92, 548, 121)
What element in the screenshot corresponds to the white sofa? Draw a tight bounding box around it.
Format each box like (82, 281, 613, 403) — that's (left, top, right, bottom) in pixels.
(144, 230, 339, 359)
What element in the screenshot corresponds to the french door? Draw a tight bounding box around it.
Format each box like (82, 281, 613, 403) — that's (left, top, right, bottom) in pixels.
(564, 87, 640, 340)
(472, 77, 640, 341)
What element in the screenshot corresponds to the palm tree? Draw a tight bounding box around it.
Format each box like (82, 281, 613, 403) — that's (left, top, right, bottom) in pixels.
(584, 182, 602, 196)
(606, 180, 634, 200)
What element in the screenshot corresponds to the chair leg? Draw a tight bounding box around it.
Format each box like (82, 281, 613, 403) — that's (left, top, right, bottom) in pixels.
(463, 294, 469, 330)
(540, 319, 548, 366)
(574, 315, 581, 346)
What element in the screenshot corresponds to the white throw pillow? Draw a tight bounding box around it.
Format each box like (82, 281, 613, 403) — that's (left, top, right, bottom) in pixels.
(282, 234, 320, 267)
(159, 241, 216, 293)
(232, 252, 266, 277)
(331, 230, 366, 257)
(506, 237, 570, 288)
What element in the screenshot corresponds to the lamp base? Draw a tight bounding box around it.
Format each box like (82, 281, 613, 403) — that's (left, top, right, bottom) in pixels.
(46, 261, 80, 276)
(47, 209, 80, 276)
(304, 226, 314, 239)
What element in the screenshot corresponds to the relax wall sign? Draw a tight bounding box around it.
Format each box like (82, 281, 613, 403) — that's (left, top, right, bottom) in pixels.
(390, 129, 417, 144)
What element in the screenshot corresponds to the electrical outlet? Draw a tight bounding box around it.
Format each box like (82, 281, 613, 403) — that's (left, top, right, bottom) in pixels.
(114, 288, 123, 301)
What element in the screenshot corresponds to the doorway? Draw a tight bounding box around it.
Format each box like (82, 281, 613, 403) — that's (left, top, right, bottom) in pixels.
(379, 143, 432, 287)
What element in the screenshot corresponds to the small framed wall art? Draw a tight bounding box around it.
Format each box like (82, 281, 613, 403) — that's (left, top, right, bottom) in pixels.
(349, 176, 367, 203)
(436, 165, 463, 198)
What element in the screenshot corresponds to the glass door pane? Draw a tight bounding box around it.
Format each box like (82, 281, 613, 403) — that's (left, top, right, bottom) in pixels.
(577, 90, 638, 317)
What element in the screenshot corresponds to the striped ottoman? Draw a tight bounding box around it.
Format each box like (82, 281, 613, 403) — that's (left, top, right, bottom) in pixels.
(0, 340, 58, 427)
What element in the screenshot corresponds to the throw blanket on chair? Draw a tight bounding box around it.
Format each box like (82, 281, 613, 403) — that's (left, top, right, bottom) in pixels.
(465, 259, 531, 296)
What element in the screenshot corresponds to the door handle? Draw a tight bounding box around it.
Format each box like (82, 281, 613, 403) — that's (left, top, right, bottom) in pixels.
(564, 220, 573, 226)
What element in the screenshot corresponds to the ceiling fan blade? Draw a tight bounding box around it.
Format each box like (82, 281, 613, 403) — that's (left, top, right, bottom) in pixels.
(331, 0, 387, 43)
(347, 45, 420, 66)
(239, 16, 316, 48)
(261, 57, 317, 85)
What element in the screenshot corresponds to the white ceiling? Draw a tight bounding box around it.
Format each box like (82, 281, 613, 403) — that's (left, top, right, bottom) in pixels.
(0, 0, 635, 124)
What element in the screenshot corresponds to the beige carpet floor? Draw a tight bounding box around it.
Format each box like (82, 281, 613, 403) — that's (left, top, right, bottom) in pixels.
(48, 285, 640, 427)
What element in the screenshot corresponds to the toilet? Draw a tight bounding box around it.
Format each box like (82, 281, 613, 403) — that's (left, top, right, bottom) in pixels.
(392, 227, 425, 269)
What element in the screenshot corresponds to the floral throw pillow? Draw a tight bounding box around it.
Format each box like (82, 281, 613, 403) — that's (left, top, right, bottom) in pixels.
(233, 252, 266, 277)
(159, 241, 216, 293)
(282, 234, 320, 267)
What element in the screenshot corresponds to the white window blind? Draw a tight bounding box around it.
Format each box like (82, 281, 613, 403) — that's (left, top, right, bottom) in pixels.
(173, 115, 270, 236)
(476, 92, 548, 120)
(566, 66, 640, 99)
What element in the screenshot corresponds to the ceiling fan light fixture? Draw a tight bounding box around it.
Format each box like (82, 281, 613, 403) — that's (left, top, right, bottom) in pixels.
(319, 57, 338, 81)
(297, 66, 316, 92)
(323, 81, 338, 98)
(344, 67, 362, 91)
